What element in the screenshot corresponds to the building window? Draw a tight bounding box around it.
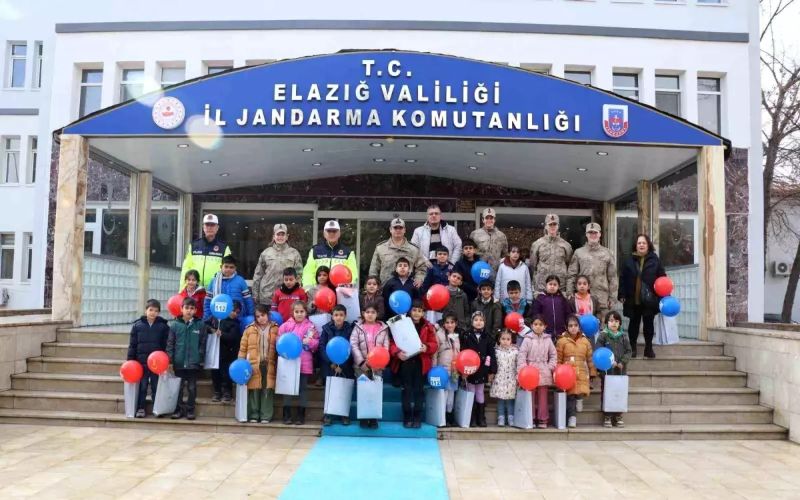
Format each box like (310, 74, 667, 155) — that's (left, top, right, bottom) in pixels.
(697, 77, 721, 133)
(22, 232, 32, 281)
(26, 136, 37, 184)
(33, 42, 43, 88)
(160, 67, 185, 87)
(520, 63, 551, 76)
(119, 68, 144, 102)
(79, 69, 103, 118)
(207, 65, 232, 75)
(7, 42, 26, 88)
(0, 233, 14, 279)
(655, 75, 681, 116)
(613, 73, 639, 100)
(1, 137, 20, 184)
(564, 71, 592, 85)
(697, 0, 723, 4)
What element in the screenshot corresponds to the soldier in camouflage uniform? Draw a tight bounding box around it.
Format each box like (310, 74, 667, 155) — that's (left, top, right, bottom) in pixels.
(369, 218, 427, 286)
(567, 222, 618, 320)
(469, 207, 508, 271)
(529, 214, 573, 295)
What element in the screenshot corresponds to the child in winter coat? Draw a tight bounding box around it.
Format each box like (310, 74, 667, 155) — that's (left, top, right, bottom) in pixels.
(460, 311, 497, 427)
(421, 246, 455, 295)
(238, 304, 279, 423)
(556, 314, 597, 428)
(533, 275, 574, 339)
(179, 270, 206, 319)
(490, 330, 519, 427)
(210, 301, 243, 403)
(501, 280, 532, 320)
(517, 314, 557, 428)
(596, 310, 632, 428)
(391, 301, 438, 428)
(360, 275, 386, 320)
(454, 238, 481, 302)
(349, 304, 390, 429)
(443, 270, 471, 330)
(572, 274, 602, 345)
(203, 255, 255, 321)
(433, 313, 461, 425)
(471, 280, 503, 336)
(167, 297, 208, 420)
(382, 257, 420, 320)
(319, 304, 355, 426)
(277, 300, 319, 425)
(126, 299, 169, 418)
(306, 266, 335, 315)
(495, 246, 532, 302)
(272, 267, 308, 323)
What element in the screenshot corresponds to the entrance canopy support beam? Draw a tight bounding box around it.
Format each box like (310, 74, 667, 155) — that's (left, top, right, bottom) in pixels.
(698, 145, 727, 339)
(637, 180, 652, 237)
(134, 172, 153, 313)
(602, 202, 617, 263)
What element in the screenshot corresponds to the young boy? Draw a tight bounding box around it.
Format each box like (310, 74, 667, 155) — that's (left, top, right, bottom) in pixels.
(454, 238, 481, 302)
(179, 270, 207, 319)
(126, 299, 169, 418)
(210, 301, 242, 403)
(167, 297, 208, 420)
(271, 267, 308, 322)
(421, 246, 455, 296)
(204, 255, 255, 321)
(471, 280, 503, 336)
(382, 257, 420, 319)
(501, 280, 531, 319)
(442, 270, 470, 330)
(319, 304, 355, 426)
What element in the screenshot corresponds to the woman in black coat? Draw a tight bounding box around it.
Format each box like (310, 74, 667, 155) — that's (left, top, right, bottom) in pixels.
(619, 234, 666, 359)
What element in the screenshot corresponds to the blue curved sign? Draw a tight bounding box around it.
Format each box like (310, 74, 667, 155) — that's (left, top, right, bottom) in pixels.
(63, 50, 722, 147)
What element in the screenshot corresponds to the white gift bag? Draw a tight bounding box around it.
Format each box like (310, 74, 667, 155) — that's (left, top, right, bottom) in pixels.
(204, 333, 220, 370)
(235, 384, 248, 423)
(356, 374, 383, 419)
(425, 388, 447, 427)
(513, 389, 533, 429)
(336, 285, 361, 322)
(387, 314, 422, 357)
(275, 356, 301, 396)
(309, 313, 332, 337)
(152, 372, 181, 416)
(552, 391, 567, 429)
(123, 381, 139, 418)
(324, 376, 355, 417)
(654, 314, 680, 345)
(454, 388, 475, 428)
(602, 375, 629, 413)
(425, 310, 443, 325)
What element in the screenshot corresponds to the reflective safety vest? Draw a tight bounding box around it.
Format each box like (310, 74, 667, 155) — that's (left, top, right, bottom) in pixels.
(302, 241, 359, 288)
(180, 237, 231, 289)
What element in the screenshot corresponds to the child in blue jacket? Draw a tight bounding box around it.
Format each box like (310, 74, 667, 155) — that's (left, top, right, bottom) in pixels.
(203, 255, 255, 321)
(421, 246, 455, 296)
(319, 304, 355, 426)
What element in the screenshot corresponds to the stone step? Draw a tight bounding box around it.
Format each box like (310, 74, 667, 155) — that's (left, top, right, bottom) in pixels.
(626, 356, 735, 371)
(26, 357, 121, 375)
(41, 342, 127, 359)
(627, 371, 747, 388)
(634, 340, 724, 357)
(56, 329, 130, 345)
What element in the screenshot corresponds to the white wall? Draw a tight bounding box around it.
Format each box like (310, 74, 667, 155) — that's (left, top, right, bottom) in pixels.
(766, 203, 800, 322)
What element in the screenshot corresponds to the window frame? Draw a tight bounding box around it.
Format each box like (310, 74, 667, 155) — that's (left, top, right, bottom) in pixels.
(697, 76, 722, 134)
(26, 136, 37, 184)
(7, 42, 27, 88)
(1, 136, 21, 184)
(564, 70, 592, 86)
(207, 65, 233, 75)
(119, 67, 145, 103)
(655, 74, 682, 117)
(32, 41, 43, 89)
(78, 68, 103, 118)
(612, 72, 640, 101)
(159, 66, 185, 87)
(0, 232, 15, 281)
(22, 232, 32, 282)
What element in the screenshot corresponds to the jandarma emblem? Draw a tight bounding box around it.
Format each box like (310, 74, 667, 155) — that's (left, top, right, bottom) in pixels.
(152, 97, 186, 130)
(602, 104, 629, 138)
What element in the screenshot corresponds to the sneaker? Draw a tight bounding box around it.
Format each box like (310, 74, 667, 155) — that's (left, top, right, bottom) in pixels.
(135, 409, 146, 418)
(576, 399, 583, 413)
(342, 417, 351, 426)
(497, 415, 505, 427)
(222, 393, 232, 403)
(507, 415, 514, 427)
(323, 415, 332, 426)
(537, 422, 548, 429)
(248, 419, 258, 423)
(615, 416, 625, 427)
(568, 416, 577, 428)
(171, 410, 183, 420)
(369, 419, 379, 429)
(360, 420, 369, 429)
(603, 416, 612, 428)
(211, 393, 222, 403)
(260, 419, 271, 424)
(186, 410, 196, 421)
(644, 347, 656, 359)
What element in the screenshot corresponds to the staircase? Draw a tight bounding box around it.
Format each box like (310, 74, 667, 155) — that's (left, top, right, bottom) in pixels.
(0, 325, 788, 441)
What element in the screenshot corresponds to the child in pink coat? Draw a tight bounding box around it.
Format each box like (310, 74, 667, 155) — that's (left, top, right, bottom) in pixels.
(277, 300, 319, 425)
(517, 314, 557, 428)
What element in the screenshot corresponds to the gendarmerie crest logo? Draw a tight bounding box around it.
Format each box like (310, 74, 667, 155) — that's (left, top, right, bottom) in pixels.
(602, 104, 629, 138)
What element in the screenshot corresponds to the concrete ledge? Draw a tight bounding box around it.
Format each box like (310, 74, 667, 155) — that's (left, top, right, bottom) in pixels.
(0, 321, 71, 391)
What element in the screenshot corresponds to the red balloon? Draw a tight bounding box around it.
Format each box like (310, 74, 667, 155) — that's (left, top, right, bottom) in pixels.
(455, 349, 481, 376)
(518, 365, 540, 391)
(147, 350, 170, 375)
(167, 294, 183, 317)
(426, 284, 450, 311)
(654, 276, 674, 297)
(329, 265, 353, 287)
(553, 364, 577, 391)
(120, 360, 144, 383)
(367, 346, 390, 370)
(314, 286, 336, 312)
(504, 312, 524, 332)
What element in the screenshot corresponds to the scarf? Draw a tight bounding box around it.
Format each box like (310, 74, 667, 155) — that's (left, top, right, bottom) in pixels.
(258, 324, 270, 360)
(602, 326, 624, 339)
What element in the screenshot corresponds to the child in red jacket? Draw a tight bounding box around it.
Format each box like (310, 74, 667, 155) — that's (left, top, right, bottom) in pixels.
(179, 270, 207, 319)
(272, 267, 308, 323)
(391, 300, 438, 428)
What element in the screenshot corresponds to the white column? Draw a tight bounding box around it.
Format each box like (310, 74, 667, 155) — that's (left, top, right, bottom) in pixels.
(100, 60, 116, 108)
(684, 69, 698, 124)
(595, 65, 613, 93)
(641, 67, 656, 107)
(134, 173, 153, 312)
(697, 146, 727, 339)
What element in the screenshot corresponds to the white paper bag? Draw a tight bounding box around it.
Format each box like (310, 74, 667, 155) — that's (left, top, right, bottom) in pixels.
(425, 310, 442, 325)
(152, 372, 181, 416)
(309, 313, 332, 336)
(602, 375, 629, 413)
(275, 356, 301, 396)
(336, 285, 360, 322)
(454, 388, 474, 428)
(204, 333, 220, 370)
(124, 381, 139, 418)
(356, 374, 383, 419)
(324, 376, 354, 417)
(425, 388, 447, 427)
(235, 384, 248, 423)
(552, 391, 567, 429)
(387, 314, 422, 357)
(513, 389, 533, 429)
(654, 314, 680, 345)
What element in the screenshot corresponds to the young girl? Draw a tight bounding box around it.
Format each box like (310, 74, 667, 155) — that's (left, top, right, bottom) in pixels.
(179, 269, 207, 319)
(516, 314, 557, 428)
(459, 311, 497, 427)
(490, 330, 519, 427)
(556, 314, 597, 428)
(349, 304, 390, 429)
(277, 300, 319, 425)
(360, 275, 386, 320)
(238, 304, 279, 423)
(306, 266, 335, 315)
(494, 245, 533, 302)
(433, 314, 461, 426)
(390, 300, 438, 428)
(533, 275, 573, 340)
(572, 275, 601, 344)
(596, 311, 632, 428)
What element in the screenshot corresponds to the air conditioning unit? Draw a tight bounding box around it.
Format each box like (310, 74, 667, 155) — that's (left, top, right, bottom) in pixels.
(773, 261, 791, 277)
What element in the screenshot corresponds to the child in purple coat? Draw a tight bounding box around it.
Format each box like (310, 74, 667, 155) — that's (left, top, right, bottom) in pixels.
(277, 300, 319, 425)
(533, 275, 574, 339)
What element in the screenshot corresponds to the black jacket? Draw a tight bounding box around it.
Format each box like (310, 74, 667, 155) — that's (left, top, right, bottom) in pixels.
(218, 317, 243, 354)
(470, 297, 503, 336)
(319, 320, 355, 379)
(459, 329, 497, 385)
(127, 316, 169, 364)
(454, 254, 482, 302)
(620, 251, 666, 315)
(382, 273, 420, 320)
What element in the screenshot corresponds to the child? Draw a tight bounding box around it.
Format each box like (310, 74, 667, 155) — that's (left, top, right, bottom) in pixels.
(494, 246, 532, 302)
(596, 311, 632, 428)
(433, 313, 461, 426)
(272, 267, 308, 323)
(516, 314, 557, 428)
(390, 300, 438, 428)
(166, 297, 208, 420)
(490, 330, 519, 427)
(556, 314, 597, 428)
(349, 304, 390, 429)
(533, 275, 574, 339)
(382, 257, 419, 320)
(443, 270, 470, 331)
(277, 300, 319, 425)
(306, 266, 335, 315)
(126, 299, 169, 418)
(319, 304, 355, 426)
(360, 275, 386, 320)
(204, 255, 255, 321)
(460, 311, 497, 427)
(471, 280, 503, 336)
(421, 246, 455, 295)
(238, 304, 279, 423)
(454, 238, 481, 302)
(501, 280, 532, 320)
(572, 274, 602, 345)
(210, 301, 243, 403)
(179, 270, 206, 319)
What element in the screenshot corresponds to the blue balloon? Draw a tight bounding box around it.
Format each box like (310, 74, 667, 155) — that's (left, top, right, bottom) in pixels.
(269, 311, 284, 325)
(592, 347, 615, 372)
(427, 366, 450, 390)
(471, 261, 492, 284)
(326, 336, 351, 365)
(210, 294, 234, 320)
(276, 333, 302, 359)
(660, 296, 681, 317)
(578, 314, 600, 336)
(388, 290, 412, 315)
(238, 315, 255, 334)
(229, 359, 253, 385)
